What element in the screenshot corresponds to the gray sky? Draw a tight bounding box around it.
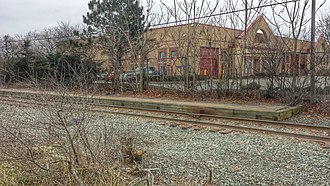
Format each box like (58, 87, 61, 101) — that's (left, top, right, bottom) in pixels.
(0, 0, 89, 36)
(1, 0, 329, 36)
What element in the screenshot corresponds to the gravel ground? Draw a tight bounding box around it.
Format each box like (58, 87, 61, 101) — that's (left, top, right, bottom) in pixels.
(0, 104, 329, 185)
(285, 115, 330, 127)
(128, 120, 330, 185)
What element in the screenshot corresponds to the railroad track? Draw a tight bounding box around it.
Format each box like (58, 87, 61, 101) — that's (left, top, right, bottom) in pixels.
(0, 95, 330, 143)
(92, 103, 330, 131)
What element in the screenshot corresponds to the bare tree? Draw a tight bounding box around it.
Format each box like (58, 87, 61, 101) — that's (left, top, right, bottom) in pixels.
(0, 25, 145, 185)
(270, 0, 313, 105)
(83, 0, 155, 93)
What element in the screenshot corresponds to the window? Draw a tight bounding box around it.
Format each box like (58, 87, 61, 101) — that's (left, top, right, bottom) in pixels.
(253, 58, 260, 73)
(262, 58, 272, 73)
(220, 50, 228, 62)
(220, 50, 228, 77)
(159, 50, 167, 75)
(293, 54, 299, 73)
(170, 50, 177, 65)
(280, 53, 286, 72)
(244, 58, 252, 75)
(159, 51, 166, 61)
(169, 50, 178, 76)
(255, 29, 267, 43)
(284, 53, 291, 72)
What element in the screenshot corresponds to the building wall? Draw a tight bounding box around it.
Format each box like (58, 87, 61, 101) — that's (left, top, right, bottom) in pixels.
(119, 16, 329, 78)
(144, 23, 240, 77)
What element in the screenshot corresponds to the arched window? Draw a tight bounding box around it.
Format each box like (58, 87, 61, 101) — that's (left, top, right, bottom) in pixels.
(255, 29, 267, 43)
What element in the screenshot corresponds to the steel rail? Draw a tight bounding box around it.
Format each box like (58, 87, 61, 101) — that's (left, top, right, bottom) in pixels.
(1, 94, 330, 132)
(92, 102, 330, 132)
(1, 97, 330, 143)
(100, 109, 330, 143)
(0, 90, 321, 130)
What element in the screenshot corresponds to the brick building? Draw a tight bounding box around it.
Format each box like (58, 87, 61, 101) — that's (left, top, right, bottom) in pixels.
(132, 15, 329, 78)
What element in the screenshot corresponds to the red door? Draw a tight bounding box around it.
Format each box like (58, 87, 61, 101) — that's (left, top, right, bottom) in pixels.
(200, 47, 219, 79)
(289, 54, 299, 74)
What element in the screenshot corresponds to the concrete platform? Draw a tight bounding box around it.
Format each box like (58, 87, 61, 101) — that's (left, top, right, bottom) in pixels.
(0, 89, 301, 121)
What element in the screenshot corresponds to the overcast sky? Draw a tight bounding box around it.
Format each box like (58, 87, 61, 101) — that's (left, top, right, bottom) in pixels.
(1, 0, 329, 36)
(0, 0, 89, 36)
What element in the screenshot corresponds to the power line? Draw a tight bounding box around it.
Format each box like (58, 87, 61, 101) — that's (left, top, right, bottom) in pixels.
(0, 34, 80, 43)
(149, 0, 299, 27)
(0, 0, 299, 43)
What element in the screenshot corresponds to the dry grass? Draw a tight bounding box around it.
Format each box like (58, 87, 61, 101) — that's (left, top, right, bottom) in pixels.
(0, 102, 148, 185)
(0, 161, 126, 186)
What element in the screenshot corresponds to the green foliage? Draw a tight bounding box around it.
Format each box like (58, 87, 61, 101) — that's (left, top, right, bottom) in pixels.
(83, 0, 146, 40)
(45, 52, 101, 86)
(6, 39, 49, 82)
(1, 32, 102, 87)
(83, 0, 148, 90)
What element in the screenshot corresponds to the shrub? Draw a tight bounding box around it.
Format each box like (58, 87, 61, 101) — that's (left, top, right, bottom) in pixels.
(153, 75, 208, 82)
(317, 69, 330, 76)
(279, 72, 289, 77)
(316, 87, 324, 94)
(254, 72, 270, 78)
(303, 86, 325, 94)
(325, 86, 330, 95)
(242, 82, 261, 90)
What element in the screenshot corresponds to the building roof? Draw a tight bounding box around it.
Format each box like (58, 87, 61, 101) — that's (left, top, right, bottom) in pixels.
(148, 15, 327, 52)
(149, 22, 243, 34)
(238, 15, 264, 39)
(315, 33, 325, 48)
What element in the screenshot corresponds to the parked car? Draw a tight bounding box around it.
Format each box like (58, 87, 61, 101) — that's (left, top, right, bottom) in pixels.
(103, 70, 131, 81)
(105, 71, 115, 81)
(124, 67, 160, 81)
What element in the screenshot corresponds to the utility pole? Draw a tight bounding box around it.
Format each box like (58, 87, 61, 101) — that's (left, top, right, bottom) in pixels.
(310, 0, 316, 102)
(140, 38, 147, 92)
(240, 0, 248, 89)
(209, 41, 213, 92)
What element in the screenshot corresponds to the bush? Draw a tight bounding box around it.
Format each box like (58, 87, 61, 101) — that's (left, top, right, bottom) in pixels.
(325, 86, 330, 95)
(254, 72, 270, 78)
(242, 82, 261, 90)
(316, 87, 324, 94)
(317, 69, 330, 76)
(303, 86, 325, 94)
(279, 72, 289, 77)
(151, 75, 208, 82)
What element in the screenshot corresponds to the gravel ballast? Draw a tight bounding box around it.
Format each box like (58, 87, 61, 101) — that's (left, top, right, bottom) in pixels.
(286, 115, 330, 127)
(0, 104, 329, 185)
(127, 120, 330, 185)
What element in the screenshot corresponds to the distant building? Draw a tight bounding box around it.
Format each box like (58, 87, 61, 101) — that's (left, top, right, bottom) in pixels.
(127, 15, 329, 78)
